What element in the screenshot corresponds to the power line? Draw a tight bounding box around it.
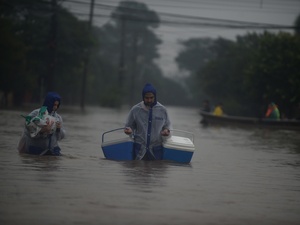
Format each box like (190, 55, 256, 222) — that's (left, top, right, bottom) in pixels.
(61, 0, 297, 29)
(63, 0, 300, 15)
(66, 6, 296, 30)
(142, 0, 300, 12)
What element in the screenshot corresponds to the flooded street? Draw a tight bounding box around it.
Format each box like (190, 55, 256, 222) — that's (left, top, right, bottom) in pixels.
(0, 106, 300, 225)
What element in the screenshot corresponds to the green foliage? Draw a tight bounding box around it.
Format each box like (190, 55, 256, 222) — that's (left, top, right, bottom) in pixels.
(54, 7, 99, 104)
(245, 32, 300, 116)
(111, 1, 160, 30)
(0, 0, 97, 105)
(179, 31, 300, 118)
(175, 38, 216, 73)
(0, 17, 27, 93)
(95, 1, 189, 106)
(0, 0, 203, 108)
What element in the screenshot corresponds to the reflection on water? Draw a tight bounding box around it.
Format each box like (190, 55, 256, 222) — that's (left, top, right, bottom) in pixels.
(0, 107, 300, 225)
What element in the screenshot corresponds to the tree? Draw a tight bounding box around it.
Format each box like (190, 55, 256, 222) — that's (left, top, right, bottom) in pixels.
(0, 17, 27, 106)
(176, 38, 217, 74)
(245, 32, 300, 118)
(0, 0, 193, 108)
(175, 13, 300, 114)
(54, 7, 99, 105)
(189, 31, 300, 118)
(99, 1, 162, 106)
(0, 0, 51, 105)
(0, 0, 98, 106)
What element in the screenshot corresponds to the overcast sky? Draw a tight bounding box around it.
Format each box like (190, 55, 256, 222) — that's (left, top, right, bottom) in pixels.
(63, 0, 300, 76)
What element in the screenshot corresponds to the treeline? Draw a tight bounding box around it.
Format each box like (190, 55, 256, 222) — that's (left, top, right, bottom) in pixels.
(176, 25, 300, 119)
(1, 0, 300, 119)
(0, 0, 190, 108)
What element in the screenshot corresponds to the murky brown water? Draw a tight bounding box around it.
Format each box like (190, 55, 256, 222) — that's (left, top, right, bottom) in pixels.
(0, 106, 300, 225)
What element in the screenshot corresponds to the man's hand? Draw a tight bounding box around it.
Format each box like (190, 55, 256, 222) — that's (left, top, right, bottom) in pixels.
(124, 127, 132, 135)
(161, 129, 170, 136)
(40, 123, 52, 134)
(56, 121, 61, 129)
(56, 121, 61, 132)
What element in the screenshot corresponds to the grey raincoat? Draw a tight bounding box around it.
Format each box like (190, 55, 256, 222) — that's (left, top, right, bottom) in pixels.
(17, 92, 65, 155)
(125, 101, 171, 160)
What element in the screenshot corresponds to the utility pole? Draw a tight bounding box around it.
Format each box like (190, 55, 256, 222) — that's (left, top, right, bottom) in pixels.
(80, 0, 95, 110)
(129, 33, 138, 107)
(44, 0, 57, 99)
(118, 18, 126, 94)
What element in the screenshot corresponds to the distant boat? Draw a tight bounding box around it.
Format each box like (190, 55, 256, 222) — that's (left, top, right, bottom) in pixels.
(200, 111, 300, 131)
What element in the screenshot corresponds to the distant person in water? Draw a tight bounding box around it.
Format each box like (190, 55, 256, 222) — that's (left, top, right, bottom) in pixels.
(265, 102, 280, 120)
(213, 102, 224, 116)
(124, 83, 172, 160)
(17, 92, 66, 155)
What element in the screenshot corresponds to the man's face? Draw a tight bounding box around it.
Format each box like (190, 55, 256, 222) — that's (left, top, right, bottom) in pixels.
(144, 92, 155, 106)
(53, 101, 59, 112)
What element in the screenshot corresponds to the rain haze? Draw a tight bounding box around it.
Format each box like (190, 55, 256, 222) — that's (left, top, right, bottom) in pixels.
(1, 1, 300, 225)
(63, 0, 300, 76)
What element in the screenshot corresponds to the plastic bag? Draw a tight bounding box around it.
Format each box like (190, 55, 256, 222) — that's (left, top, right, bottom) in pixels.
(22, 106, 57, 137)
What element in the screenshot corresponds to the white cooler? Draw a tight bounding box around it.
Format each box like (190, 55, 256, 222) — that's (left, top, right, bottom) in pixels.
(163, 135, 195, 163)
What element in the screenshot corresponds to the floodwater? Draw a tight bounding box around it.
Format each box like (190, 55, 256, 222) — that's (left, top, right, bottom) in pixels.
(0, 106, 300, 225)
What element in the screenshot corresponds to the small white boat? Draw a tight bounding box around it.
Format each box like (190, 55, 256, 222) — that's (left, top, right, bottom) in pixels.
(101, 128, 195, 163)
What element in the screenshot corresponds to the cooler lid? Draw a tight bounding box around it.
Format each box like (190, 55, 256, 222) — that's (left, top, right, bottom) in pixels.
(163, 136, 195, 151)
(101, 136, 133, 147)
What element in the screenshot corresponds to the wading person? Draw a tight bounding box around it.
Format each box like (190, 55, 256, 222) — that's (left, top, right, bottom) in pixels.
(18, 92, 66, 155)
(124, 83, 172, 160)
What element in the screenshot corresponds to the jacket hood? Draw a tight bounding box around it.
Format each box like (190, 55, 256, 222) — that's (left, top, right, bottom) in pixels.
(43, 92, 61, 113)
(142, 83, 157, 107)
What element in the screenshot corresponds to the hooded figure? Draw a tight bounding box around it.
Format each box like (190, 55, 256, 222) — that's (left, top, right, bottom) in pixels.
(124, 83, 172, 160)
(265, 102, 280, 120)
(43, 92, 61, 115)
(18, 92, 66, 155)
(142, 83, 157, 107)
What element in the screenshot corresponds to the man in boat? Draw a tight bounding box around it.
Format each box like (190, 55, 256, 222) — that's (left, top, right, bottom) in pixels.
(200, 100, 211, 125)
(265, 102, 280, 120)
(202, 100, 211, 112)
(124, 83, 172, 160)
(17, 92, 66, 155)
